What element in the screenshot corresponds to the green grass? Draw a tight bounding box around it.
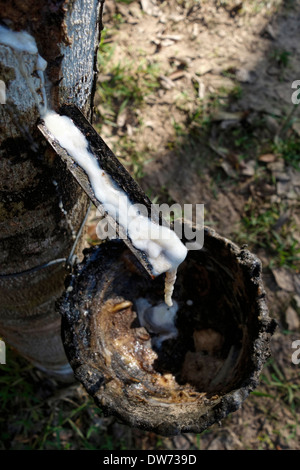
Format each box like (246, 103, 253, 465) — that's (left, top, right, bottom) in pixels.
(250, 356, 300, 449)
(260, 358, 300, 412)
(237, 202, 300, 270)
(273, 134, 300, 169)
(270, 48, 291, 69)
(172, 89, 227, 148)
(113, 135, 153, 180)
(96, 33, 160, 131)
(98, 58, 159, 109)
(170, 83, 261, 179)
(232, 127, 258, 153)
(0, 347, 126, 450)
(94, 30, 161, 181)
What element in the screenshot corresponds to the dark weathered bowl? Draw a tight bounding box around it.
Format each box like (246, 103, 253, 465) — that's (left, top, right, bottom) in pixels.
(59, 226, 276, 436)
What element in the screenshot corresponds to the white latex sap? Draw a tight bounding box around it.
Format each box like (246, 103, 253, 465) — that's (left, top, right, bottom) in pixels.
(43, 111, 187, 302)
(135, 298, 179, 348)
(0, 25, 47, 114)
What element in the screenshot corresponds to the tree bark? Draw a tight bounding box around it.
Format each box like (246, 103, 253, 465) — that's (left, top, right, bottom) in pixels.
(0, 0, 103, 380)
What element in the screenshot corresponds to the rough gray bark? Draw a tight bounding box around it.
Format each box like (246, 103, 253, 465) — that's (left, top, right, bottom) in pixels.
(0, 0, 103, 379)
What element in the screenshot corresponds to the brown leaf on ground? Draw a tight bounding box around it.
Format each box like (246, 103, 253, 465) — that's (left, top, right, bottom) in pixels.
(271, 268, 295, 292)
(259, 153, 277, 163)
(285, 306, 300, 331)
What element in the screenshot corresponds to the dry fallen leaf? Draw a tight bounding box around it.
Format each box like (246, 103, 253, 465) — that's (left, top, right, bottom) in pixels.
(140, 0, 160, 17)
(159, 75, 175, 89)
(292, 121, 300, 137)
(240, 160, 256, 176)
(161, 39, 177, 47)
(157, 34, 182, 41)
(272, 268, 295, 292)
(211, 110, 244, 122)
(220, 161, 238, 179)
(168, 70, 186, 81)
(285, 306, 300, 331)
(117, 109, 127, 128)
(259, 153, 276, 163)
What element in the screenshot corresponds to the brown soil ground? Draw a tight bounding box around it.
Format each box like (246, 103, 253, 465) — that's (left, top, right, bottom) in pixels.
(88, 0, 300, 450)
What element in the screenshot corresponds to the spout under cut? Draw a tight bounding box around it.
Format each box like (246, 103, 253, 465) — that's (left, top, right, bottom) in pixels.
(59, 226, 276, 436)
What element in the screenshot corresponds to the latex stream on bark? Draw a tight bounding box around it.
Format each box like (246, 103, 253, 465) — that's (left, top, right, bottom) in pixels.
(0, 24, 187, 344)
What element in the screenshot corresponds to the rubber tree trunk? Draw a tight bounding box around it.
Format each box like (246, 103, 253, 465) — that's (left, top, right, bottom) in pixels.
(0, 0, 103, 380)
